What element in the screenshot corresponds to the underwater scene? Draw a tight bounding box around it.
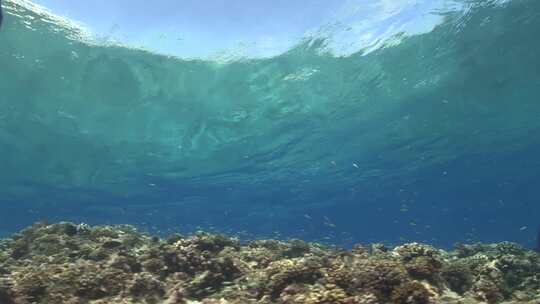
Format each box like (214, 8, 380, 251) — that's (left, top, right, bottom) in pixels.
(0, 0, 539, 303)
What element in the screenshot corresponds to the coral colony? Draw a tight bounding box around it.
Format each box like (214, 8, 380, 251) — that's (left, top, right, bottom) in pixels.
(0, 222, 538, 304)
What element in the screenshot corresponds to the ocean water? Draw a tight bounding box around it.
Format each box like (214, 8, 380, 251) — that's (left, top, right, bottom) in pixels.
(0, 0, 539, 250)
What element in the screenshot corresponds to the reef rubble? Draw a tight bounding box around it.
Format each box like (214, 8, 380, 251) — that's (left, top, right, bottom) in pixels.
(0, 222, 538, 304)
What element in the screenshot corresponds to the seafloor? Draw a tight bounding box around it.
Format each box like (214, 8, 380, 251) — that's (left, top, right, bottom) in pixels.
(0, 223, 538, 304)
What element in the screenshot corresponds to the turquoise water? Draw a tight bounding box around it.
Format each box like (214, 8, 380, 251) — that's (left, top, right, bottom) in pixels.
(0, 0, 539, 248)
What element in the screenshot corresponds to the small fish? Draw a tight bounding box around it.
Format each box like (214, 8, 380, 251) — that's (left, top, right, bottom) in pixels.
(537, 225, 540, 252)
(323, 216, 336, 228)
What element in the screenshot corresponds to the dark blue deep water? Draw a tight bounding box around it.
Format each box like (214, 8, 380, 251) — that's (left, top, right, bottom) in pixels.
(0, 0, 539, 250)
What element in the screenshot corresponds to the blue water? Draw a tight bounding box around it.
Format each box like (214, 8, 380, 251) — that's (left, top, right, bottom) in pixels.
(0, 0, 539, 250)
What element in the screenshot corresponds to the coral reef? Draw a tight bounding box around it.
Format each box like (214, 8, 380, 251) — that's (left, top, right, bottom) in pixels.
(0, 222, 538, 304)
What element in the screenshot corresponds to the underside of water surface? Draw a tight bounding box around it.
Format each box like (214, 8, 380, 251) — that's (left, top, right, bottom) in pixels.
(0, 0, 539, 250)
